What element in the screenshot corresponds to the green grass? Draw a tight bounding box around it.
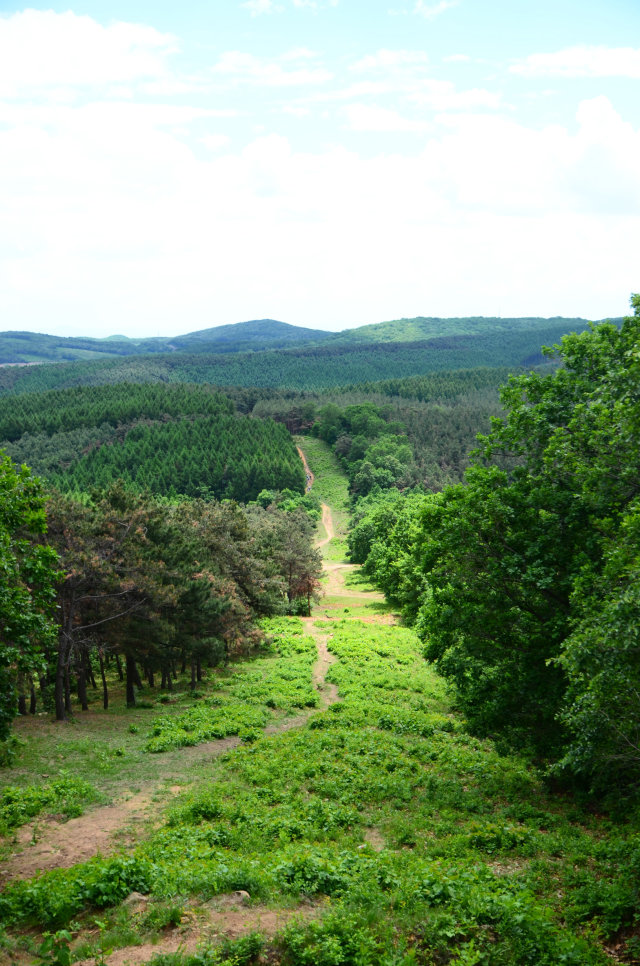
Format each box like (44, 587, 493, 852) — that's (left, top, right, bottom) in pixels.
(1, 617, 634, 964)
(294, 435, 350, 560)
(0, 619, 317, 802)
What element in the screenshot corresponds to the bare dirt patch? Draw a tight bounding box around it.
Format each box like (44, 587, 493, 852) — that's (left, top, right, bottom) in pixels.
(363, 828, 386, 852)
(74, 900, 319, 966)
(1, 789, 155, 884)
(303, 619, 340, 709)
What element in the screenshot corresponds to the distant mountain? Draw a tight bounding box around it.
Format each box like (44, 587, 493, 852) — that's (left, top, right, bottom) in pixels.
(0, 314, 619, 367)
(0, 317, 617, 397)
(329, 315, 601, 344)
(0, 330, 169, 365)
(0, 320, 330, 364)
(167, 319, 332, 354)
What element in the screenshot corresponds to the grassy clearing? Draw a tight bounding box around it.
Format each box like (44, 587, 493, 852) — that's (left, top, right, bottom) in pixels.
(1, 618, 635, 964)
(0, 620, 316, 805)
(294, 436, 349, 558)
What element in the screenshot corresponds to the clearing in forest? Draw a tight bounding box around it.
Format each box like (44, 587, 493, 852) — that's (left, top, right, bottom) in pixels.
(0, 441, 635, 965)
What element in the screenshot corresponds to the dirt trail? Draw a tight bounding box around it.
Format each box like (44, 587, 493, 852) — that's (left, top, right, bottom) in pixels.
(74, 900, 319, 966)
(296, 445, 314, 493)
(304, 619, 339, 709)
(316, 503, 334, 548)
(2, 452, 391, 965)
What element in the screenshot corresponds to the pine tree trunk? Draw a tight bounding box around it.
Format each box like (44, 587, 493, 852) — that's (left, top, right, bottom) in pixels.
(190, 660, 196, 691)
(55, 644, 67, 721)
(64, 662, 72, 714)
(30, 679, 37, 715)
(87, 654, 97, 690)
(133, 662, 143, 690)
(77, 648, 89, 711)
(125, 654, 137, 707)
(115, 654, 124, 681)
(98, 649, 109, 710)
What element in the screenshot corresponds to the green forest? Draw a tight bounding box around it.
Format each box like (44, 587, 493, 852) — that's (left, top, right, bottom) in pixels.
(0, 302, 639, 966)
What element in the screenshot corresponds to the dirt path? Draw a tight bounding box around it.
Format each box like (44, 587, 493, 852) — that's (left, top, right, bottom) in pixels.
(1, 462, 390, 965)
(316, 503, 334, 548)
(304, 619, 339, 709)
(296, 445, 314, 493)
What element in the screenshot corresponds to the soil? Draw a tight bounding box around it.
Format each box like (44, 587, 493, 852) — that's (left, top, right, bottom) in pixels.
(296, 446, 314, 494)
(74, 899, 320, 966)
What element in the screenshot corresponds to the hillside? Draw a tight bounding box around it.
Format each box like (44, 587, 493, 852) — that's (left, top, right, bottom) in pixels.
(0, 384, 306, 502)
(330, 313, 613, 344)
(0, 313, 617, 366)
(0, 320, 330, 365)
(0, 319, 597, 395)
(0, 445, 635, 965)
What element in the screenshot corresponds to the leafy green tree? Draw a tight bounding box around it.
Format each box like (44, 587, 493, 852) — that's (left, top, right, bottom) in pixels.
(0, 453, 58, 744)
(416, 297, 640, 768)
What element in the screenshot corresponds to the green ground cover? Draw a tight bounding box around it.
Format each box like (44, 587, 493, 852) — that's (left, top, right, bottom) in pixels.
(0, 620, 316, 806)
(294, 436, 349, 561)
(145, 619, 318, 752)
(1, 618, 635, 965)
(0, 777, 95, 835)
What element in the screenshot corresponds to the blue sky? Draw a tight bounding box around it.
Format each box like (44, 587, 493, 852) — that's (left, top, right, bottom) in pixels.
(0, 1, 638, 336)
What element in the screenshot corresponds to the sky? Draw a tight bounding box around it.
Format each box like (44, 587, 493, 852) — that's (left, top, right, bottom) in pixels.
(0, 1, 639, 337)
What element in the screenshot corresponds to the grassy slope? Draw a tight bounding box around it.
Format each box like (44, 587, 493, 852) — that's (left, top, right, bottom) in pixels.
(294, 435, 350, 563)
(0, 620, 633, 965)
(0, 448, 636, 964)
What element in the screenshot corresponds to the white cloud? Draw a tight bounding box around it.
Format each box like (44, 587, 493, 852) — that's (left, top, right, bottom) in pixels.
(511, 45, 640, 78)
(280, 47, 319, 61)
(0, 10, 636, 335)
(351, 49, 428, 72)
(443, 53, 470, 63)
(414, 1, 458, 19)
(0, 9, 177, 98)
(212, 51, 333, 86)
(240, 0, 283, 15)
(200, 134, 232, 152)
(343, 103, 430, 132)
(1, 99, 637, 333)
(282, 105, 311, 116)
(408, 79, 502, 110)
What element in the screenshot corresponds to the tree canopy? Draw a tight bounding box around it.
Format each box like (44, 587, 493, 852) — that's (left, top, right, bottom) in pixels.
(0, 454, 58, 744)
(351, 296, 640, 797)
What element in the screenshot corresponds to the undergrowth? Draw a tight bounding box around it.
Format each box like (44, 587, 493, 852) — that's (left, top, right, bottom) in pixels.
(2, 619, 637, 964)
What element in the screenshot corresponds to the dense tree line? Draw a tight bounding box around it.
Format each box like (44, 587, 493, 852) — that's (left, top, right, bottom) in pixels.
(2, 476, 322, 741)
(312, 402, 417, 496)
(0, 321, 595, 396)
(0, 384, 305, 503)
(0, 456, 58, 746)
(0, 384, 234, 441)
(45, 416, 305, 502)
(350, 297, 640, 799)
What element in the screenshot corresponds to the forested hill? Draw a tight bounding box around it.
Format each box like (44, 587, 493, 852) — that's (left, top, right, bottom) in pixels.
(0, 314, 617, 366)
(328, 313, 612, 344)
(0, 318, 599, 395)
(0, 384, 306, 502)
(0, 319, 331, 365)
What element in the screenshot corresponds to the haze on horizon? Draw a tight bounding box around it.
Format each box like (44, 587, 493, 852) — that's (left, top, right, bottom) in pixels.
(1, 0, 638, 339)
